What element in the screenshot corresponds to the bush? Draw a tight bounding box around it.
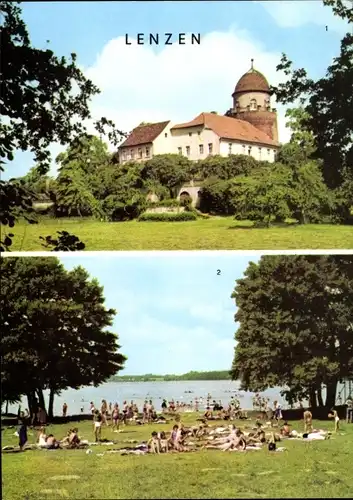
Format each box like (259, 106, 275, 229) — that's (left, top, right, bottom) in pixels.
(147, 199, 181, 208)
(138, 212, 197, 222)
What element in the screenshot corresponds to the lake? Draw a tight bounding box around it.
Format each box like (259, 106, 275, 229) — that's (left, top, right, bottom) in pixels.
(7, 380, 296, 416)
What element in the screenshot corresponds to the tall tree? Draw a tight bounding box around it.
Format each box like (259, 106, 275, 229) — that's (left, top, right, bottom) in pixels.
(271, 0, 353, 188)
(0, 1, 126, 250)
(0, 257, 127, 418)
(141, 154, 192, 198)
(230, 255, 353, 408)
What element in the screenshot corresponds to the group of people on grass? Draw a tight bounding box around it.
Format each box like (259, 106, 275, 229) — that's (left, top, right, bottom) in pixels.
(11, 392, 350, 453)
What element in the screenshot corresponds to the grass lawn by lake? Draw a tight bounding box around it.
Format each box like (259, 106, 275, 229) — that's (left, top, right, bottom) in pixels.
(8, 217, 353, 250)
(2, 413, 353, 499)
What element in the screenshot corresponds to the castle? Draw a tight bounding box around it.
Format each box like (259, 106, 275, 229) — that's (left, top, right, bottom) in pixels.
(118, 60, 280, 166)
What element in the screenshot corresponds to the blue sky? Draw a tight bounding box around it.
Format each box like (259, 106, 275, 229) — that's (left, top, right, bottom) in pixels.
(59, 253, 259, 375)
(5, 1, 350, 180)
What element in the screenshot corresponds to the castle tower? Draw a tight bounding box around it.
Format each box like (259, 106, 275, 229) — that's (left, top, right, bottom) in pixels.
(226, 59, 278, 142)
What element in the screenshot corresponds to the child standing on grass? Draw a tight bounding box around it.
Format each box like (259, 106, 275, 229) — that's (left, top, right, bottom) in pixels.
(112, 404, 120, 432)
(17, 406, 28, 451)
(93, 409, 102, 442)
(329, 409, 340, 432)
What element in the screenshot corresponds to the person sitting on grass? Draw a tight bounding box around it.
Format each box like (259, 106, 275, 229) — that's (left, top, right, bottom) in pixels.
(148, 431, 160, 454)
(280, 421, 292, 437)
(46, 434, 61, 449)
(204, 429, 246, 451)
(169, 424, 184, 451)
(38, 426, 48, 447)
(203, 408, 213, 420)
(328, 408, 340, 433)
(93, 409, 103, 442)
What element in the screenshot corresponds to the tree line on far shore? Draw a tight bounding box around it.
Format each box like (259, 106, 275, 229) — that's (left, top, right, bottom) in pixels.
(110, 370, 231, 382)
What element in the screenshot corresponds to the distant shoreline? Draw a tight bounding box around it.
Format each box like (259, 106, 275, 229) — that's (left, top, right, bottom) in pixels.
(109, 370, 232, 383)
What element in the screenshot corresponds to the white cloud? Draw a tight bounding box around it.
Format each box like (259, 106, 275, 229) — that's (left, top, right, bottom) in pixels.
(119, 315, 234, 374)
(84, 29, 292, 148)
(258, 0, 350, 33)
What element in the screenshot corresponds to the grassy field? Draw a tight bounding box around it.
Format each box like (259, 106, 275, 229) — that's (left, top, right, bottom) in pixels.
(2, 413, 353, 499)
(7, 217, 353, 250)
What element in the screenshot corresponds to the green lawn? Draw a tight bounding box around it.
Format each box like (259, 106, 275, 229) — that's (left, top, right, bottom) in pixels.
(8, 217, 353, 250)
(2, 414, 353, 499)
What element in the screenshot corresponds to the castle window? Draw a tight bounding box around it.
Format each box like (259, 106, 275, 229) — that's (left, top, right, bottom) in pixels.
(198, 131, 201, 136)
(145, 147, 150, 158)
(242, 145, 246, 154)
(228, 143, 232, 154)
(130, 149, 135, 160)
(248, 146, 252, 156)
(267, 148, 271, 155)
(138, 148, 143, 159)
(164, 133, 168, 138)
(186, 146, 190, 156)
(199, 144, 204, 155)
(178, 147, 182, 155)
(258, 147, 262, 160)
(236, 100, 240, 108)
(208, 143, 213, 154)
(250, 99, 257, 111)
(189, 132, 192, 137)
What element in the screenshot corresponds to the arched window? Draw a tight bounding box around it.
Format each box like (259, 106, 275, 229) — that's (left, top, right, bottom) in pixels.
(250, 98, 257, 111)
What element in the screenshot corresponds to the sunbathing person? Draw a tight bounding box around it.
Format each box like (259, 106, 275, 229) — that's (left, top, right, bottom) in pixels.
(204, 429, 246, 451)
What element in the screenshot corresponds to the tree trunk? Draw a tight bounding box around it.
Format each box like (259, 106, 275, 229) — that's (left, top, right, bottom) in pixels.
(309, 388, 317, 408)
(299, 210, 308, 225)
(36, 388, 46, 412)
(5, 400, 9, 415)
(48, 388, 55, 420)
(317, 386, 324, 407)
(326, 380, 338, 408)
(27, 390, 36, 416)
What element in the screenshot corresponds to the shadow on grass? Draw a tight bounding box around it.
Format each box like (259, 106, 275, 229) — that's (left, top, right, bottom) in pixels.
(227, 221, 299, 230)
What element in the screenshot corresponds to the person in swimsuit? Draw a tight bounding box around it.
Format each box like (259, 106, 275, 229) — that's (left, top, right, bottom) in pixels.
(38, 426, 48, 447)
(112, 404, 120, 431)
(93, 410, 102, 442)
(17, 407, 28, 451)
(62, 403, 68, 418)
(46, 434, 61, 449)
(329, 409, 340, 432)
(303, 410, 313, 433)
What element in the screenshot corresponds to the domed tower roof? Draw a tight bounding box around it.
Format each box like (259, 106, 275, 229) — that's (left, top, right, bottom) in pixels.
(233, 59, 270, 94)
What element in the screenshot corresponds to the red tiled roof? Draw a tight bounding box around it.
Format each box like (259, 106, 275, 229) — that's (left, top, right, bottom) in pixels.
(119, 121, 170, 148)
(171, 113, 278, 147)
(234, 69, 270, 93)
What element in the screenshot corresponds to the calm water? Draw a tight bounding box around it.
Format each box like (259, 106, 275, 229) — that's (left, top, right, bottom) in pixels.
(8, 380, 294, 416)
